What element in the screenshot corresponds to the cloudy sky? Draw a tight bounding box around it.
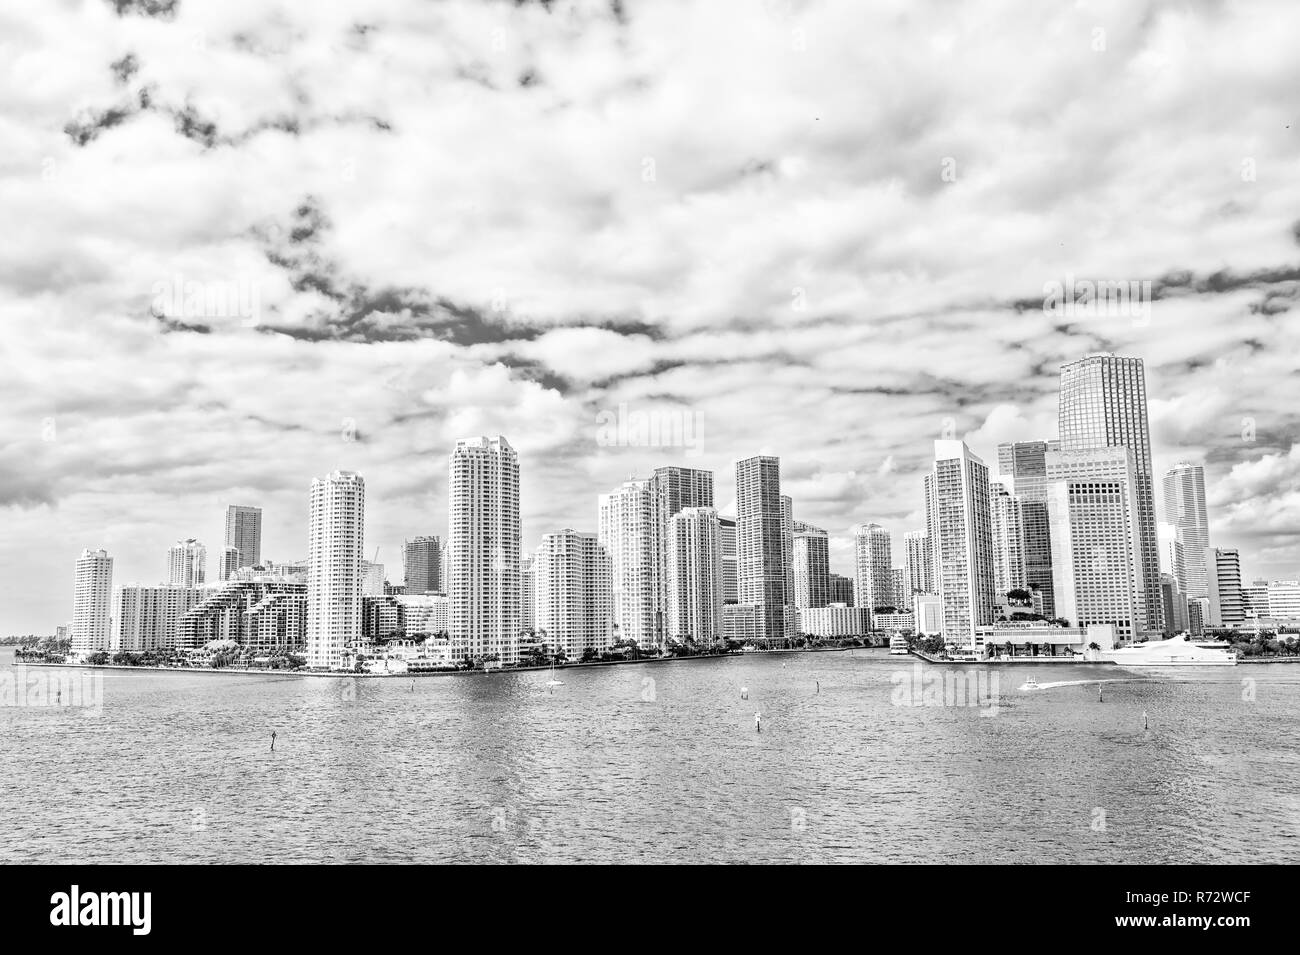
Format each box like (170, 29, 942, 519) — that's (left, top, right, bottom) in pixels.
(2, 0, 1298, 632)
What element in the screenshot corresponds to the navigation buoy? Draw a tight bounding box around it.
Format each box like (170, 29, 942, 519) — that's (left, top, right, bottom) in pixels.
(755, 712, 762, 733)
(1098, 683, 1103, 703)
(816, 680, 820, 694)
(740, 686, 748, 700)
(1142, 710, 1149, 731)
(270, 731, 277, 752)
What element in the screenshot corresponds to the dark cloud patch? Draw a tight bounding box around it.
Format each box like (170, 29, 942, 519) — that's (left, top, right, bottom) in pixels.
(108, 0, 178, 19)
(153, 311, 212, 335)
(64, 104, 133, 146)
(173, 104, 219, 147)
(492, 357, 570, 393)
(110, 53, 139, 84)
(519, 69, 540, 88)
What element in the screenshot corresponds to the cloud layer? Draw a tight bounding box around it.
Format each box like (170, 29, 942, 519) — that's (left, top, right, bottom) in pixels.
(2, 0, 1298, 630)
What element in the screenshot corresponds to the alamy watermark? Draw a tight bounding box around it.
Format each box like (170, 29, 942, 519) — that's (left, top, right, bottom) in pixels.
(1042, 275, 1152, 325)
(151, 272, 261, 326)
(0, 666, 102, 715)
(595, 403, 703, 458)
(890, 662, 1000, 716)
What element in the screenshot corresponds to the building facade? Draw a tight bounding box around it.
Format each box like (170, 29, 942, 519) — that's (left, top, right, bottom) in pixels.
(306, 470, 365, 669)
(72, 548, 114, 655)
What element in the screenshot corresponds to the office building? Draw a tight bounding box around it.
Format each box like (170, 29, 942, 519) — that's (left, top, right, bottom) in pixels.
(1162, 462, 1210, 598)
(735, 455, 787, 641)
(224, 505, 262, 569)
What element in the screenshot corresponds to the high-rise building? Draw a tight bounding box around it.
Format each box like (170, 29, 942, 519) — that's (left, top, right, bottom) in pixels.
(218, 545, 240, 582)
(718, 517, 738, 604)
(666, 507, 723, 645)
(360, 560, 385, 596)
(891, 567, 907, 610)
(533, 529, 613, 661)
(997, 440, 1060, 616)
(903, 530, 933, 596)
(1162, 462, 1210, 599)
(735, 455, 786, 641)
(1206, 547, 1243, 629)
(72, 548, 113, 655)
(853, 523, 892, 611)
(167, 539, 206, 588)
(114, 585, 204, 652)
(649, 466, 714, 642)
(180, 580, 307, 653)
(1059, 354, 1162, 634)
(598, 479, 656, 647)
(1157, 522, 1187, 596)
(403, 535, 442, 594)
(306, 470, 365, 670)
(925, 441, 996, 648)
(1045, 447, 1146, 640)
(448, 436, 521, 666)
(792, 522, 830, 609)
(1240, 579, 1270, 618)
(990, 482, 1026, 598)
(780, 495, 795, 613)
(828, 572, 855, 606)
(224, 505, 262, 569)
(521, 554, 535, 633)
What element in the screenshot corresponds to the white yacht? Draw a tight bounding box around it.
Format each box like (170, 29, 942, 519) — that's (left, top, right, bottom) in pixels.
(889, 633, 909, 655)
(1102, 635, 1237, 667)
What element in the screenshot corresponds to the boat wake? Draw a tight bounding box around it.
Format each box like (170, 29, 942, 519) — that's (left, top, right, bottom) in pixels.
(1020, 678, 1153, 691)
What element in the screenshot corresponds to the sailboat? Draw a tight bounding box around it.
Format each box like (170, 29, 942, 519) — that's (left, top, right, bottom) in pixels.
(545, 661, 564, 692)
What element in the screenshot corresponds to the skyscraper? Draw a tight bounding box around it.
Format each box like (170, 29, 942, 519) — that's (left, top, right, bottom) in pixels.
(735, 455, 786, 641)
(448, 436, 521, 666)
(1059, 354, 1162, 634)
(72, 548, 113, 656)
(853, 523, 892, 611)
(598, 479, 656, 647)
(990, 482, 1026, 598)
(1162, 462, 1210, 599)
(792, 522, 830, 609)
(925, 441, 996, 648)
(666, 506, 723, 645)
(903, 530, 933, 596)
(533, 529, 613, 661)
(521, 554, 535, 633)
(649, 466, 714, 643)
(115, 585, 204, 652)
(224, 505, 262, 569)
(218, 545, 240, 582)
(1045, 447, 1146, 639)
(718, 517, 738, 604)
(996, 439, 1060, 615)
(306, 470, 365, 670)
(1206, 547, 1244, 629)
(403, 535, 443, 594)
(828, 572, 855, 606)
(167, 539, 206, 588)
(781, 495, 795, 613)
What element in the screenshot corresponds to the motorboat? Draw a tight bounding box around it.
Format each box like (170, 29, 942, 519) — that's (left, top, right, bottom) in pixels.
(1102, 635, 1237, 667)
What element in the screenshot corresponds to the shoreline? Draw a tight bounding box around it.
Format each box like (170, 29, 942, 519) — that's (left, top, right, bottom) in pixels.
(7, 643, 868, 679)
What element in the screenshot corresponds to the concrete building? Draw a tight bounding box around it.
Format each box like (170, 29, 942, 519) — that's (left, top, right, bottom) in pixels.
(1058, 354, 1162, 634)
(448, 436, 522, 666)
(1045, 447, 1146, 641)
(997, 439, 1061, 617)
(71, 548, 113, 656)
(1162, 462, 1210, 598)
(663, 507, 723, 646)
(792, 522, 830, 609)
(306, 470, 365, 669)
(649, 466, 714, 642)
(925, 441, 996, 648)
(990, 482, 1026, 598)
(533, 528, 614, 661)
(719, 517, 738, 604)
(403, 535, 442, 594)
(903, 530, 933, 597)
(218, 545, 240, 582)
(828, 572, 855, 606)
(179, 580, 307, 653)
(224, 505, 262, 570)
(167, 538, 206, 588)
(722, 603, 764, 643)
(114, 585, 204, 652)
(598, 478, 657, 648)
(913, 593, 943, 635)
(797, 603, 870, 638)
(397, 593, 451, 638)
(853, 523, 893, 611)
(1206, 548, 1244, 629)
(736, 455, 787, 641)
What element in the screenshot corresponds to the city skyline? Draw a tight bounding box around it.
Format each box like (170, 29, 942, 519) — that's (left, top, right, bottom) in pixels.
(5, 2, 1300, 634)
